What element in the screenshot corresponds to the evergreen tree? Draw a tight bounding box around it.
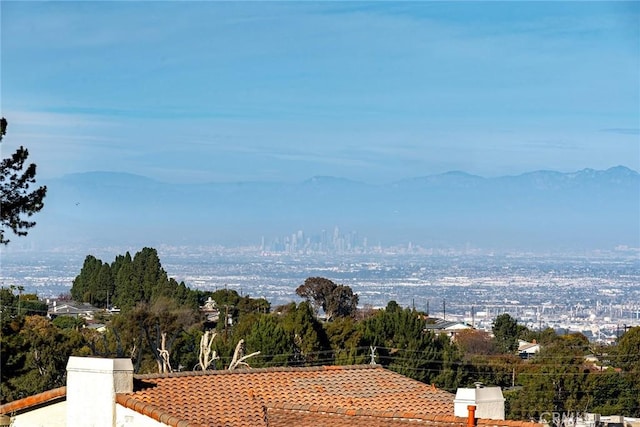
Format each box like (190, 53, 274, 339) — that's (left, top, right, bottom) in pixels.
(71, 255, 105, 304)
(585, 371, 640, 417)
(244, 314, 292, 368)
(132, 247, 168, 302)
(507, 333, 591, 419)
(0, 118, 47, 244)
(110, 252, 132, 280)
(492, 313, 520, 353)
(614, 326, 640, 372)
(95, 263, 114, 308)
(324, 316, 362, 365)
(113, 256, 140, 311)
(357, 302, 453, 384)
(237, 295, 270, 315)
(280, 301, 329, 365)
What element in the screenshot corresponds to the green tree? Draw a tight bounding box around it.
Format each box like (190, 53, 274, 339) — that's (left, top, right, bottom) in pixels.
(70, 247, 200, 312)
(462, 354, 521, 390)
(0, 286, 47, 317)
(280, 302, 329, 365)
(492, 313, 521, 353)
(435, 336, 465, 391)
(18, 294, 48, 316)
(113, 255, 140, 311)
(71, 255, 105, 304)
(296, 277, 358, 321)
(1, 315, 90, 403)
(238, 295, 270, 315)
(0, 118, 47, 244)
(507, 333, 591, 420)
(107, 309, 145, 363)
(0, 287, 18, 316)
(132, 247, 169, 303)
(95, 263, 114, 308)
(110, 252, 132, 280)
(521, 327, 559, 346)
(52, 316, 86, 330)
(244, 314, 292, 368)
(585, 371, 640, 417)
(210, 288, 241, 307)
(209, 289, 241, 330)
(324, 316, 362, 365)
(326, 284, 359, 320)
(614, 326, 640, 372)
(357, 302, 455, 385)
(127, 297, 200, 374)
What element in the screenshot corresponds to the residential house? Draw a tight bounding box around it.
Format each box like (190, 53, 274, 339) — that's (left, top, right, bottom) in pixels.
(517, 340, 540, 359)
(1, 356, 543, 427)
(47, 300, 100, 321)
(199, 296, 220, 323)
(424, 318, 474, 339)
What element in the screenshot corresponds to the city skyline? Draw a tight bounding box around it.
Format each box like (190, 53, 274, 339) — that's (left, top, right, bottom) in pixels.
(2, 247, 638, 344)
(0, 165, 636, 253)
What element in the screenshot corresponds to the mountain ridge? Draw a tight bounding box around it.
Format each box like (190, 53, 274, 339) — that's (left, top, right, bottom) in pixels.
(52, 165, 639, 187)
(25, 166, 640, 251)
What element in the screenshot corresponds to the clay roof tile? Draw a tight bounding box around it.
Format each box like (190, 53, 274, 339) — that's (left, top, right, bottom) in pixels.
(115, 364, 455, 426)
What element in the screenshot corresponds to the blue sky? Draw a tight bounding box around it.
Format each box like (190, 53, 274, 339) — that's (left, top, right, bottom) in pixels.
(2, 1, 639, 184)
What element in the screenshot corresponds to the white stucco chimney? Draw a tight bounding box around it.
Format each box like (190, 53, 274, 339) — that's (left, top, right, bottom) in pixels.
(454, 384, 505, 420)
(66, 357, 133, 427)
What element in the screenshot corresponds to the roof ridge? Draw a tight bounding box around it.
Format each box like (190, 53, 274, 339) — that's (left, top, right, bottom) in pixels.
(133, 364, 382, 380)
(0, 386, 67, 415)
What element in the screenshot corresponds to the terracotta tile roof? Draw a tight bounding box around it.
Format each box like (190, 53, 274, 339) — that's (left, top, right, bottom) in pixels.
(0, 386, 66, 415)
(265, 404, 545, 427)
(0, 365, 544, 427)
(118, 365, 455, 427)
(266, 402, 463, 427)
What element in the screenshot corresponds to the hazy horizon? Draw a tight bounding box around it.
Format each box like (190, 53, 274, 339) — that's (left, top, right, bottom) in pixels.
(0, 165, 635, 255)
(42, 164, 640, 185)
(1, 2, 638, 255)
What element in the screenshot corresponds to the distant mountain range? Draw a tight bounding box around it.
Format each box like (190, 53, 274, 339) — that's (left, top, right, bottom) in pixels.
(24, 166, 640, 252)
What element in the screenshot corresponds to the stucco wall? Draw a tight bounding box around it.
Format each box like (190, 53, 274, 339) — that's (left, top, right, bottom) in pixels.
(8, 401, 66, 427)
(116, 405, 169, 427)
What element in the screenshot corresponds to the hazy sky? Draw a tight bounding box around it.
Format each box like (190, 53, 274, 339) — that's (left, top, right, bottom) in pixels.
(2, 1, 639, 184)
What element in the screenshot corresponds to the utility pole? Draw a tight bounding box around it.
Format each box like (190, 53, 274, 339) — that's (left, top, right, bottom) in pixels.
(17, 285, 24, 316)
(471, 306, 475, 328)
(443, 299, 446, 321)
(224, 305, 229, 337)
